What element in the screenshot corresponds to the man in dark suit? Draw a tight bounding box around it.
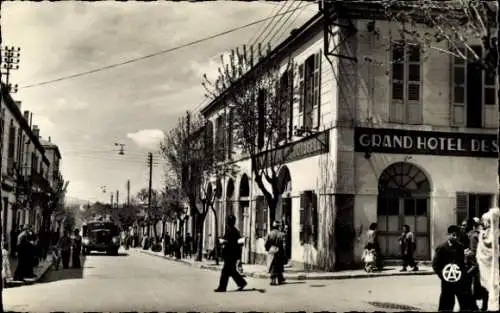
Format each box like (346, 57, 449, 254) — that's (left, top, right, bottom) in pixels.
(214, 214, 247, 292)
(432, 225, 477, 311)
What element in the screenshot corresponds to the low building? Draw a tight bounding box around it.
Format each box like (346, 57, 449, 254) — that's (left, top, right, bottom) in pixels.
(196, 3, 497, 270)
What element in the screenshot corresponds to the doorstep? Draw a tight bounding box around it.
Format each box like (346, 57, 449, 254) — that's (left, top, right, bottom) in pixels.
(5, 254, 54, 288)
(137, 248, 435, 280)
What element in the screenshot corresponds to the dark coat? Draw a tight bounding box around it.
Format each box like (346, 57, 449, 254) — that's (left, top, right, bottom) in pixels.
(221, 227, 241, 262)
(265, 229, 286, 275)
(432, 241, 465, 283)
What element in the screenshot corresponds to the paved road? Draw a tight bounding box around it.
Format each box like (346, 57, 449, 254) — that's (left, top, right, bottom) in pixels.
(4, 249, 448, 312)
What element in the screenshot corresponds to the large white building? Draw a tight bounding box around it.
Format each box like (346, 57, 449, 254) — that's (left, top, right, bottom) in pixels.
(197, 4, 497, 270)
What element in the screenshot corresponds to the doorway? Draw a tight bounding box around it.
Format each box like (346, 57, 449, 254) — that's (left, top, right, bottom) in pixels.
(377, 162, 431, 259)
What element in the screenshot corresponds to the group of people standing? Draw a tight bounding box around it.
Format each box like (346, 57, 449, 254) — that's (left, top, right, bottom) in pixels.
(12, 225, 41, 281)
(55, 228, 82, 269)
(433, 208, 500, 312)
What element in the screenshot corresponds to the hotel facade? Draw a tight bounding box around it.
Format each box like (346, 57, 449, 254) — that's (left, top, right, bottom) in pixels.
(197, 7, 498, 269)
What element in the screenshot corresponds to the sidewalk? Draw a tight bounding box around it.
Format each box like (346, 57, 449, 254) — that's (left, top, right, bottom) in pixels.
(136, 248, 434, 280)
(5, 254, 54, 288)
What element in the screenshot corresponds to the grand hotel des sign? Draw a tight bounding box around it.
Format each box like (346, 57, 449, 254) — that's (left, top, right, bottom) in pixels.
(354, 127, 498, 158)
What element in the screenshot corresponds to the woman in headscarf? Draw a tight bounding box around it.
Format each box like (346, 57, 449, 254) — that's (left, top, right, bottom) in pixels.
(477, 207, 500, 311)
(265, 220, 286, 286)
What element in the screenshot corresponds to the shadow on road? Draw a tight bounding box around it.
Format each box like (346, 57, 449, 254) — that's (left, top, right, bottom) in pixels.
(281, 281, 306, 285)
(228, 288, 266, 293)
(86, 252, 129, 257)
(39, 255, 87, 284)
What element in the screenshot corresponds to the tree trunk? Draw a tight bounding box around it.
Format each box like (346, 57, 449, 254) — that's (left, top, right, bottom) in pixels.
(152, 220, 158, 241)
(196, 212, 206, 262)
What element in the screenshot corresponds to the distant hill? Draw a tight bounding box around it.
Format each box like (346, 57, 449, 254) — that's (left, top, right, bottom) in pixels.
(66, 196, 91, 206)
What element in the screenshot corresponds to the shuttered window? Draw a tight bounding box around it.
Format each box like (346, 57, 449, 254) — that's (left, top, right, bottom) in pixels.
(278, 72, 289, 142)
(299, 191, 318, 247)
(7, 121, 16, 175)
(456, 192, 493, 223)
(226, 109, 233, 160)
(288, 66, 294, 139)
(390, 42, 422, 124)
(451, 45, 497, 128)
(298, 63, 304, 129)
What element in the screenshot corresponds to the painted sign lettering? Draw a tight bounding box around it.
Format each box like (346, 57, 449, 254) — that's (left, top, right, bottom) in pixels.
(354, 127, 498, 158)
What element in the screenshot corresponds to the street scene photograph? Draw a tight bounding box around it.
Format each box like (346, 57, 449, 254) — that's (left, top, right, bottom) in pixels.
(0, 0, 499, 312)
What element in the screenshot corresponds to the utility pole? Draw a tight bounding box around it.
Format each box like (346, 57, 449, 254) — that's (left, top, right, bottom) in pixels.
(0, 0, 6, 308)
(147, 152, 153, 237)
(126, 180, 130, 206)
(1, 46, 20, 94)
(116, 190, 119, 208)
(110, 193, 114, 220)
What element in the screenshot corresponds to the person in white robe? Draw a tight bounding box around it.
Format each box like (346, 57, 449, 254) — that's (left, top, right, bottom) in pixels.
(477, 207, 500, 311)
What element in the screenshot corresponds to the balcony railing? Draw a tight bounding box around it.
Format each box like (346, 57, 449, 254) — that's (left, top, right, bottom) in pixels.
(31, 169, 52, 193)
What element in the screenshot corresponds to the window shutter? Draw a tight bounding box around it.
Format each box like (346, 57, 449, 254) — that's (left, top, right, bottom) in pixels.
(299, 193, 305, 243)
(456, 192, 469, 224)
(451, 47, 466, 126)
(288, 66, 294, 139)
(390, 43, 405, 123)
(311, 192, 318, 247)
(483, 67, 497, 128)
(227, 110, 233, 159)
(406, 45, 422, 124)
(313, 51, 322, 129)
(298, 63, 305, 128)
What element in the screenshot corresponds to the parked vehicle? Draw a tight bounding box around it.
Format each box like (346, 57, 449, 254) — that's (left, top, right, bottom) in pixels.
(81, 221, 121, 255)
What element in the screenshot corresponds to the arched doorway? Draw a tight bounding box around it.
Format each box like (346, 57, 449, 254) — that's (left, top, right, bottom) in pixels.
(277, 166, 292, 262)
(238, 174, 250, 262)
(377, 162, 431, 259)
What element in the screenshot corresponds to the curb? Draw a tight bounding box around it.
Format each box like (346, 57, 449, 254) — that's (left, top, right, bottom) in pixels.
(138, 249, 435, 280)
(5, 260, 55, 288)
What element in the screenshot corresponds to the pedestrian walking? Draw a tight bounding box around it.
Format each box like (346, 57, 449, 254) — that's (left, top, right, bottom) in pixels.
(399, 224, 418, 272)
(214, 214, 247, 292)
(72, 228, 82, 268)
(57, 230, 72, 269)
(477, 208, 500, 311)
(463, 218, 487, 311)
(365, 222, 382, 270)
(163, 232, 170, 256)
(265, 221, 286, 286)
(432, 225, 476, 311)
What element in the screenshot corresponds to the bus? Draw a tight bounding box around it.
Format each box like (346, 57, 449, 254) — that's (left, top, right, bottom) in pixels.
(81, 220, 121, 255)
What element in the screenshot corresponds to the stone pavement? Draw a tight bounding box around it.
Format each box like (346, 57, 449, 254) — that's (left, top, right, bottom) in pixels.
(137, 248, 434, 280)
(5, 254, 54, 288)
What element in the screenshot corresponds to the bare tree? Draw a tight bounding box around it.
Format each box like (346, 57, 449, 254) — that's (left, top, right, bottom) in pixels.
(135, 188, 162, 239)
(202, 44, 299, 233)
(161, 111, 235, 263)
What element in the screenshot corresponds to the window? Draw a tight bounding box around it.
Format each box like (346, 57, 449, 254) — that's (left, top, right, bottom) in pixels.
(299, 191, 318, 247)
(257, 89, 266, 149)
(226, 109, 233, 160)
(215, 115, 226, 161)
(390, 42, 422, 124)
(255, 195, 268, 238)
(456, 192, 493, 224)
(7, 121, 16, 175)
(452, 45, 497, 128)
(277, 72, 290, 142)
(298, 52, 322, 131)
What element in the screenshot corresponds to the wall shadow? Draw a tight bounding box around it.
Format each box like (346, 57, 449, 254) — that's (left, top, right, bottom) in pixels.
(39, 255, 87, 283)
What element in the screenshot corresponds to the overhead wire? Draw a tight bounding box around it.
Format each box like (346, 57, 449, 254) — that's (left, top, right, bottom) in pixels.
(18, 4, 313, 90)
(266, 1, 305, 45)
(248, 1, 285, 47)
(258, 0, 296, 47)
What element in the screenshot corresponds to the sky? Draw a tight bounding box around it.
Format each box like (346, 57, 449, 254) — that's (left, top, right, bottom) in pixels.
(2, 1, 317, 204)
